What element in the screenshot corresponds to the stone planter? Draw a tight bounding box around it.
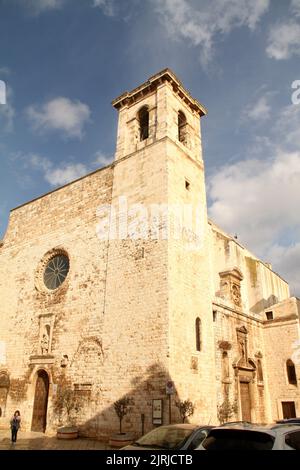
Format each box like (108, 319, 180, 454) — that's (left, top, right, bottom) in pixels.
(57, 426, 79, 440)
(109, 433, 134, 448)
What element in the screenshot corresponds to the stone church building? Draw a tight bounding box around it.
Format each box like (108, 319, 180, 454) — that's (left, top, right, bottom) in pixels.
(0, 69, 299, 438)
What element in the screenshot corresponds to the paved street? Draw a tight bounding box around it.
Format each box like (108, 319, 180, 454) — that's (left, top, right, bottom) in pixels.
(0, 430, 112, 450)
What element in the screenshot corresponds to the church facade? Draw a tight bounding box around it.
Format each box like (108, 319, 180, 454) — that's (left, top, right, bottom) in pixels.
(0, 69, 299, 438)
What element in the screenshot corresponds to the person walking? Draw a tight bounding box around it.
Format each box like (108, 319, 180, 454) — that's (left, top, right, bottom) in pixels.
(10, 410, 21, 443)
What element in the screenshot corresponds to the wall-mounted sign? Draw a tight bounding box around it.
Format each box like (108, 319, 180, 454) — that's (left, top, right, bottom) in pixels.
(152, 399, 163, 425)
(166, 380, 175, 395)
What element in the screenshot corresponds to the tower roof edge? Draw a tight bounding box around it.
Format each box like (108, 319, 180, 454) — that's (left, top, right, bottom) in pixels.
(112, 68, 207, 116)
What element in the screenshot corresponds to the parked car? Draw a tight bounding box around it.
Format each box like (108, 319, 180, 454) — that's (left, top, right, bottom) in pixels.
(121, 424, 213, 450)
(197, 423, 300, 450)
(276, 418, 300, 425)
(219, 421, 253, 427)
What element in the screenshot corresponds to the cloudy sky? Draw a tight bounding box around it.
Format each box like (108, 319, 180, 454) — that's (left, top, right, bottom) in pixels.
(0, 0, 300, 295)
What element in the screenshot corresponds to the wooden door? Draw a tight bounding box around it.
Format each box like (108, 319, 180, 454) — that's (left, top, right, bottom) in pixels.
(31, 370, 49, 432)
(240, 381, 251, 422)
(282, 401, 296, 419)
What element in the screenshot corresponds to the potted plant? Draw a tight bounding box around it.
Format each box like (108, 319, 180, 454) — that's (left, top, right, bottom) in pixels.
(217, 397, 238, 425)
(175, 399, 195, 423)
(109, 396, 134, 447)
(53, 377, 83, 439)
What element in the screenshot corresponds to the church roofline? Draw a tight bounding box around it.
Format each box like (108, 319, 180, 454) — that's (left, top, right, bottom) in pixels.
(8, 136, 198, 214)
(208, 218, 290, 286)
(112, 68, 207, 116)
(10, 161, 114, 213)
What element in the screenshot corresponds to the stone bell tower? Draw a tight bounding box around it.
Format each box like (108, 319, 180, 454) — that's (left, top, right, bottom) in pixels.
(112, 68, 206, 163)
(102, 69, 217, 428)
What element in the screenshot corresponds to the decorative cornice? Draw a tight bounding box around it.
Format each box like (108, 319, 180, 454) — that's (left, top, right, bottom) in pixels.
(219, 267, 244, 281)
(112, 68, 207, 116)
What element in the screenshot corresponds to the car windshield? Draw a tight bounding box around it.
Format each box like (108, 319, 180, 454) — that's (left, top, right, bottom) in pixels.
(202, 429, 275, 450)
(136, 427, 194, 449)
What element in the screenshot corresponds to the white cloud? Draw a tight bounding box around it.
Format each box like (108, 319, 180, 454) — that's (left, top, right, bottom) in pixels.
(152, 0, 270, 64)
(14, 149, 111, 188)
(25, 153, 52, 172)
(44, 163, 89, 186)
(20, 0, 65, 14)
(208, 151, 300, 296)
(208, 96, 300, 295)
(15, 0, 116, 15)
(243, 95, 272, 121)
(93, 150, 113, 167)
(208, 87, 300, 296)
(26, 97, 91, 139)
(209, 151, 300, 250)
(266, 243, 300, 296)
(93, 0, 115, 16)
(18, 152, 89, 186)
(0, 80, 6, 105)
(0, 67, 10, 76)
(273, 104, 300, 148)
(242, 97, 300, 155)
(0, 85, 15, 132)
(266, 21, 300, 60)
(291, 0, 300, 17)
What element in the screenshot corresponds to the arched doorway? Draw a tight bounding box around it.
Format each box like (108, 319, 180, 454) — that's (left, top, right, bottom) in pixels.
(31, 370, 49, 432)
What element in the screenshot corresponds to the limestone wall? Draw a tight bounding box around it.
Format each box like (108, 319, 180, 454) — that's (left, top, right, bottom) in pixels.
(166, 137, 217, 425)
(101, 140, 170, 436)
(0, 167, 113, 432)
(262, 299, 300, 420)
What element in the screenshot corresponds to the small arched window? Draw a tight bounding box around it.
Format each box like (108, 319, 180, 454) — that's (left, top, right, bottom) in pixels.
(195, 317, 201, 352)
(222, 351, 229, 380)
(286, 359, 297, 385)
(257, 359, 264, 382)
(138, 106, 149, 141)
(178, 111, 187, 144)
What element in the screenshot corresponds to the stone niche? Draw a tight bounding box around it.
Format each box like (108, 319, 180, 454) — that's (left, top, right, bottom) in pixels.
(29, 313, 55, 365)
(219, 267, 243, 308)
(38, 313, 55, 356)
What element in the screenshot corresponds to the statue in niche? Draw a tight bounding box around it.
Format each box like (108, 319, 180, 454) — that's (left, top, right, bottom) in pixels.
(41, 332, 49, 355)
(232, 284, 241, 306)
(238, 338, 246, 360)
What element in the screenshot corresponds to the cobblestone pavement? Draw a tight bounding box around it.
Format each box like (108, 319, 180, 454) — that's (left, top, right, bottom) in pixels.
(0, 430, 112, 450)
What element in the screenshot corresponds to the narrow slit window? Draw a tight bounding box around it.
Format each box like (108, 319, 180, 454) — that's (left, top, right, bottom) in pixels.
(178, 111, 187, 144)
(222, 351, 229, 380)
(138, 106, 149, 141)
(195, 317, 201, 352)
(287, 359, 297, 385)
(257, 359, 264, 382)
